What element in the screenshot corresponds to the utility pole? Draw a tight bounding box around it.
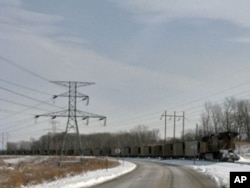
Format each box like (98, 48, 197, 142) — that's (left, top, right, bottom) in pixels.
(36, 81, 106, 165)
(160, 111, 185, 143)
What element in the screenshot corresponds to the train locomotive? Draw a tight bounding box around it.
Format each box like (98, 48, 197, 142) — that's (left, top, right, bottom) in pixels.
(199, 131, 239, 161)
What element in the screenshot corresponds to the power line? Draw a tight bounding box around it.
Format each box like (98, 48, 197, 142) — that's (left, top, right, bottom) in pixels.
(0, 108, 22, 114)
(171, 80, 250, 110)
(9, 119, 48, 133)
(0, 98, 52, 112)
(0, 78, 52, 96)
(0, 56, 49, 82)
(0, 85, 65, 110)
(0, 117, 41, 133)
(93, 83, 250, 138)
(106, 111, 160, 126)
(183, 90, 250, 122)
(105, 81, 250, 130)
(0, 98, 56, 121)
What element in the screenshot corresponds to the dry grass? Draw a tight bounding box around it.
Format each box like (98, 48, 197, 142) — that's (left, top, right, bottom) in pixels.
(0, 156, 117, 188)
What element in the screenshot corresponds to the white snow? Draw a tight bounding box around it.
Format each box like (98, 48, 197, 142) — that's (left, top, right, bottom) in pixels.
(4, 156, 50, 164)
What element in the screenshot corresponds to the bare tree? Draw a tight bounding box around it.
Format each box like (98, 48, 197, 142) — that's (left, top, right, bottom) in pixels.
(182, 129, 196, 141)
(210, 104, 223, 134)
(130, 125, 159, 146)
(200, 102, 214, 135)
(199, 97, 250, 140)
(221, 97, 236, 132)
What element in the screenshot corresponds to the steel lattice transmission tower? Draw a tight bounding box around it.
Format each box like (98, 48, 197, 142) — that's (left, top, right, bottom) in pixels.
(36, 81, 106, 164)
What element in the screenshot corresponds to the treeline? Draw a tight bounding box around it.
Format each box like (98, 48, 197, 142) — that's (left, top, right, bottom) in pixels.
(7, 125, 160, 152)
(184, 97, 250, 141)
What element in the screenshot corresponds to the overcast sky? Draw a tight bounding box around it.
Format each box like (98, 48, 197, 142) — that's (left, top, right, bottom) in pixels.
(1, 0, 250, 143)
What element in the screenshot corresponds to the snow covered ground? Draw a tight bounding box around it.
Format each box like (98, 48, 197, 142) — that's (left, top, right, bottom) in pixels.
(19, 156, 249, 188)
(2, 154, 249, 188)
(142, 157, 250, 188)
(4, 155, 50, 165)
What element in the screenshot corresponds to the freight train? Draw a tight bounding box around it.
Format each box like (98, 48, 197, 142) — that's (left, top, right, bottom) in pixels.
(1, 131, 239, 162)
(110, 131, 239, 161)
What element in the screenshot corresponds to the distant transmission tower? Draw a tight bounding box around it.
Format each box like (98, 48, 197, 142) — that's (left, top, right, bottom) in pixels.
(36, 81, 106, 165)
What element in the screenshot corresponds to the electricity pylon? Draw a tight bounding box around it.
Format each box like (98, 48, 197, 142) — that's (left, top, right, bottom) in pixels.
(36, 81, 106, 165)
(160, 111, 185, 142)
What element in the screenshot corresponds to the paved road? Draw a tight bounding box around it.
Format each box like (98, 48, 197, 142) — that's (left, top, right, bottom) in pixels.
(93, 160, 220, 188)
